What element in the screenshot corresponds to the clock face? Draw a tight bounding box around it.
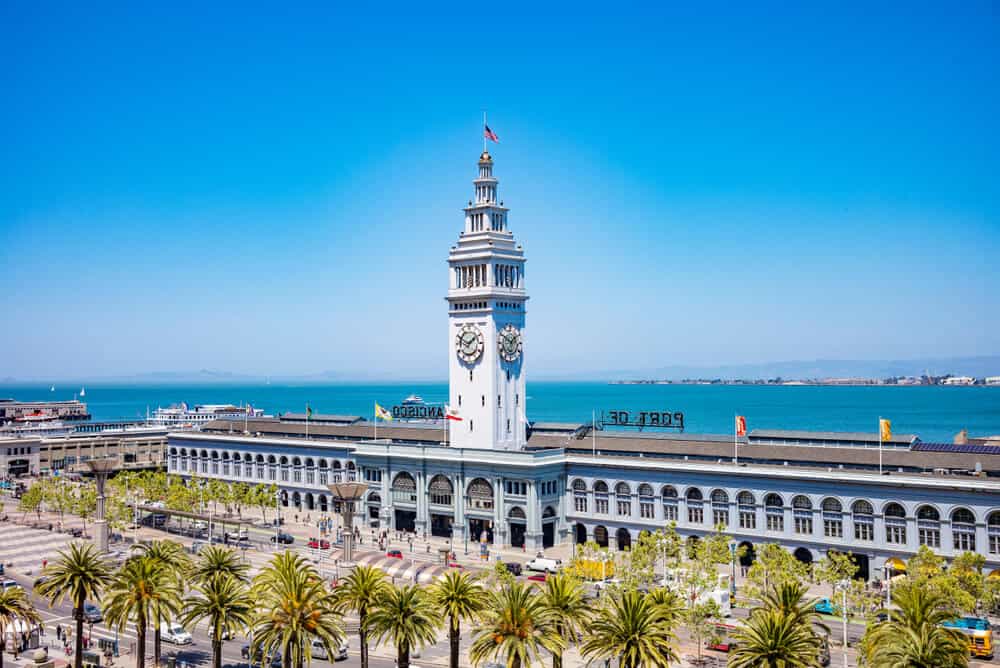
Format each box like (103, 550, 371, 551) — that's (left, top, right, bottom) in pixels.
(498, 324, 522, 362)
(456, 324, 484, 364)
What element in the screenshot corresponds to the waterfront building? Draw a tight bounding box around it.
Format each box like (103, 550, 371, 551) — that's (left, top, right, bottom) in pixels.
(1, 427, 169, 477)
(168, 151, 1000, 577)
(0, 398, 90, 422)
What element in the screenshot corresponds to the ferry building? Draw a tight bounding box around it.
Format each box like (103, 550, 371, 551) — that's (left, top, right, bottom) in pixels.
(169, 152, 1000, 579)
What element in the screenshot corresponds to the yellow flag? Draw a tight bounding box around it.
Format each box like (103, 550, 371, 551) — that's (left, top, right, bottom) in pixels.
(879, 418, 891, 442)
(375, 403, 393, 422)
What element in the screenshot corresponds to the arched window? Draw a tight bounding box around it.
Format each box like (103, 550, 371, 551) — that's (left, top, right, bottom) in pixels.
(884, 502, 906, 545)
(738, 491, 756, 529)
(686, 488, 704, 524)
(764, 493, 784, 532)
(793, 495, 813, 535)
(509, 506, 526, 520)
(822, 498, 843, 538)
(638, 484, 654, 519)
(428, 475, 454, 507)
(952, 508, 976, 552)
(988, 511, 1000, 555)
(615, 483, 631, 517)
(917, 505, 941, 548)
(710, 490, 729, 527)
(662, 485, 678, 522)
(467, 478, 494, 510)
(391, 472, 417, 504)
(594, 481, 609, 515)
(572, 479, 588, 513)
(852, 500, 874, 541)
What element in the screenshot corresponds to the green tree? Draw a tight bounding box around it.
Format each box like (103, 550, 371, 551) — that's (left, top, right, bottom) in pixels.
(905, 545, 978, 613)
(35, 543, 113, 668)
(729, 607, 824, 668)
(136, 540, 192, 668)
(18, 484, 43, 522)
(367, 584, 440, 668)
(539, 573, 591, 668)
(332, 564, 389, 668)
(191, 545, 250, 585)
(580, 589, 678, 668)
(74, 484, 97, 536)
(251, 552, 344, 668)
(469, 582, 562, 668)
(744, 543, 810, 602)
(949, 552, 987, 613)
(861, 585, 968, 668)
(181, 575, 253, 668)
(0, 585, 42, 668)
(253, 484, 279, 524)
(103, 555, 181, 668)
(429, 570, 486, 668)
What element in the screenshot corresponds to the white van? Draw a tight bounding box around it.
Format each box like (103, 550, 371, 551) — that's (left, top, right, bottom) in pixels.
(311, 639, 348, 661)
(525, 557, 562, 573)
(697, 589, 732, 617)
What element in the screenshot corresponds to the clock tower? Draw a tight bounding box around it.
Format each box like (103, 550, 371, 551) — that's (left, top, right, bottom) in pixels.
(447, 151, 527, 450)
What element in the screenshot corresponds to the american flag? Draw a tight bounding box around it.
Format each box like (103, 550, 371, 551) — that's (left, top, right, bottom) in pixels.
(484, 124, 499, 143)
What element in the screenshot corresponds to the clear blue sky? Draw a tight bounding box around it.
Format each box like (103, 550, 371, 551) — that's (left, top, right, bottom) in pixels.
(1, 2, 997, 380)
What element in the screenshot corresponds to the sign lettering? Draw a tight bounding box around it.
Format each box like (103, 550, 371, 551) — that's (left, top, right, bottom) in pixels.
(391, 405, 445, 420)
(601, 410, 684, 431)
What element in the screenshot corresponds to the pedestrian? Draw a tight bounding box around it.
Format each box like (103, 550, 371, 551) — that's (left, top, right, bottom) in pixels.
(56, 624, 62, 641)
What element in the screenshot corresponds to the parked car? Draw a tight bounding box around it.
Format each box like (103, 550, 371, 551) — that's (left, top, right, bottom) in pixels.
(814, 598, 836, 615)
(526, 573, 547, 583)
(0, 563, 4, 575)
(160, 622, 192, 645)
(503, 562, 522, 576)
(525, 556, 562, 573)
(386, 549, 403, 559)
(308, 538, 331, 550)
(310, 638, 348, 661)
(448, 562, 464, 569)
(270, 532, 294, 545)
(190, 541, 206, 554)
(242, 645, 282, 667)
(225, 529, 248, 542)
(1, 579, 21, 592)
(83, 602, 103, 623)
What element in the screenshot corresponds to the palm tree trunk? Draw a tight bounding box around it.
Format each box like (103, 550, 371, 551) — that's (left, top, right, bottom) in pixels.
(136, 616, 146, 668)
(74, 606, 85, 668)
(1, 636, 6, 668)
(398, 642, 409, 668)
(449, 618, 460, 668)
(553, 622, 563, 668)
(154, 626, 162, 668)
(213, 640, 222, 668)
(359, 626, 368, 668)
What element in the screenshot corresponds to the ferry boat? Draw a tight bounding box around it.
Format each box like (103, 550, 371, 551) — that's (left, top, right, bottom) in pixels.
(402, 395, 425, 405)
(149, 403, 266, 428)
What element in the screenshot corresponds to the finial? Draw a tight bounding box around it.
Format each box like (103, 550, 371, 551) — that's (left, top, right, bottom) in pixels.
(479, 150, 492, 163)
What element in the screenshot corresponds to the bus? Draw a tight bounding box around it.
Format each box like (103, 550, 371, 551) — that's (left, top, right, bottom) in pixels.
(942, 617, 994, 659)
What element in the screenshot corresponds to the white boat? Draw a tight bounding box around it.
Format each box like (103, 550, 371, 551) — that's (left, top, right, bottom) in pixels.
(149, 403, 267, 428)
(80, 387, 86, 397)
(402, 394, 425, 405)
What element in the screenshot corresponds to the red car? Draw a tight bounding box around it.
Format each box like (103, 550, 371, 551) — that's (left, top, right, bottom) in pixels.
(386, 549, 403, 559)
(526, 573, 547, 583)
(308, 538, 331, 549)
(448, 562, 464, 569)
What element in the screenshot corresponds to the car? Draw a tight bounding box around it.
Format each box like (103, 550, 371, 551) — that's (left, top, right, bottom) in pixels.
(270, 532, 294, 545)
(225, 529, 248, 542)
(0, 563, 4, 575)
(33, 575, 50, 588)
(190, 540, 206, 554)
(160, 622, 192, 645)
(308, 538, 331, 550)
(1, 579, 21, 592)
(386, 549, 403, 559)
(83, 603, 103, 623)
(814, 598, 836, 615)
(309, 638, 348, 661)
(503, 562, 522, 576)
(242, 645, 282, 667)
(525, 556, 562, 573)
(448, 562, 464, 569)
(526, 573, 547, 583)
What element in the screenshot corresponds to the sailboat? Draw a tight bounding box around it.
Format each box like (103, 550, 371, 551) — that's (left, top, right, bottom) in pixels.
(50, 385, 55, 392)
(80, 387, 86, 397)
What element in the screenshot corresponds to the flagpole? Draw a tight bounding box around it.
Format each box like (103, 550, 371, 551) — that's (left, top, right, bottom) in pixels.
(483, 111, 487, 152)
(374, 404, 377, 442)
(878, 416, 882, 475)
(592, 410, 596, 458)
(734, 414, 738, 466)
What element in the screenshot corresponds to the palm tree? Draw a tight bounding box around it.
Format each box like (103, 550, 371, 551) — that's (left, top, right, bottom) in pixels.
(332, 564, 390, 668)
(367, 584, 440, 668)
(0, 586, 41, 668)
(469, 582, 563, 668)
(429, 570, 486, 668)
(729, 608, 823, 668)
(760, 580, 829, 635)
(645, 587, 685, 627)
(539, 574, 592, 668)
(580, 589, 678, 668)
(190, 545, 250, 584)
(103, 556, 182, 668)
(251, 551, 344, 668)
(35, 543, 113, 668)
(135, 540, 192, 668)
(862, 584, 968, 668)
(181, 575, 253, 668)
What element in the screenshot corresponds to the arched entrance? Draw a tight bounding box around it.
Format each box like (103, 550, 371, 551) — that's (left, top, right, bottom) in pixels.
(467, 478, 495, 543)
(542, 506, 556, 548)
(574, 523, 587, 545)
(509, 507, 527, 548)
(280, 490, 289, 507)
(594, 525, 608, 548)
(318, 495, 328, 513)
(391, 473, 416, 532)
(305, 493, 315, 511)
(367, 493, 381, 522)
(292, 491, 301, 510)
(738, 541, 755, 571)
(428, 475, 454, 538)
(850, 553, 870, 581)
(793, 547, 814, 566)
(615, 528, 632, 551)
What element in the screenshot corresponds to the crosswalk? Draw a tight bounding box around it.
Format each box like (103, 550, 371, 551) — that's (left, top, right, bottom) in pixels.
(0, 525, 75, 572)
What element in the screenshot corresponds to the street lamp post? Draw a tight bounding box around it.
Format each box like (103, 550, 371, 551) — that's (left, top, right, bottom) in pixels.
(85, 458, 117, 553)
(327, 482, 367, 564)
(836, 579, 850, 668)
